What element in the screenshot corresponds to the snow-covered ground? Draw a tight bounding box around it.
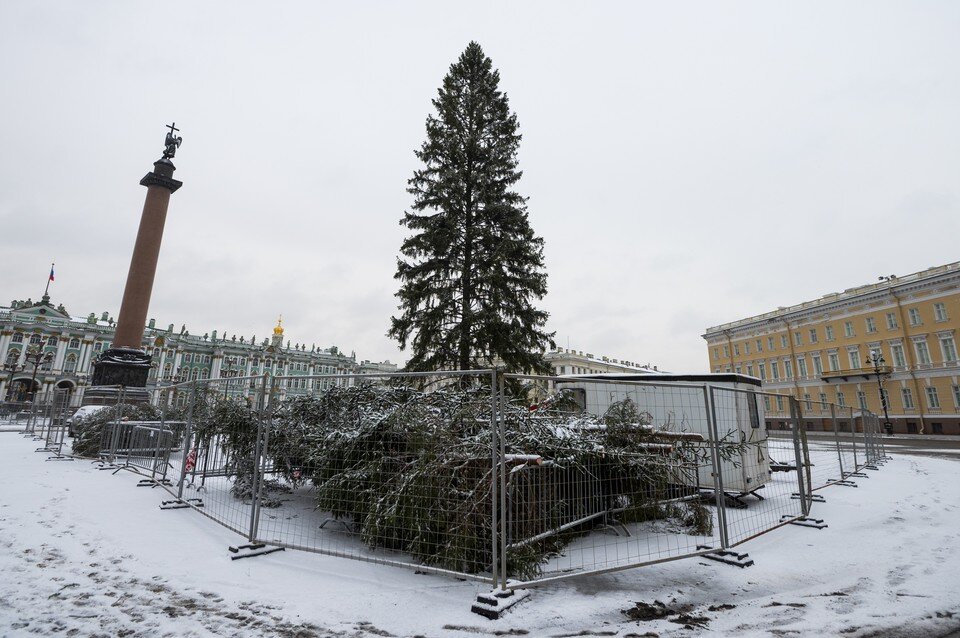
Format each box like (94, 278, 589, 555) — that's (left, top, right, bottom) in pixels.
(1, 432, 959, 637)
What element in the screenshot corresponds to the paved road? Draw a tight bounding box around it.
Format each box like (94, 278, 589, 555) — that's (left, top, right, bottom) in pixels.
(769, 431, 960, 460)
(877, 434, 960, 459)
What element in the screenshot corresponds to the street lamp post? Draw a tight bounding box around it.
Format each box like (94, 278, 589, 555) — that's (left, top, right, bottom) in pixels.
(23, 347, 55, 403)
(866, 350, 893, 435)
(2, 360, 25, 403)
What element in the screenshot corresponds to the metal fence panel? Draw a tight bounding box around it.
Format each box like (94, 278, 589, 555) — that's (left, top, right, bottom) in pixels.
(710, 387, 805, 547)
(251, 370, 498, 583)
(168, 376, 267, 538)
(500, 375, 724, 588)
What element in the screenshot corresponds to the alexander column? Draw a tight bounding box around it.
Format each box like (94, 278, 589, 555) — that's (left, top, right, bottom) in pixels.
(85, 124, 183, 405)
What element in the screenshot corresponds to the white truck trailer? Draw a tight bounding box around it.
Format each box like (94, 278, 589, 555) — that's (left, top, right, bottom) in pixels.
(555, 373, 770, 496)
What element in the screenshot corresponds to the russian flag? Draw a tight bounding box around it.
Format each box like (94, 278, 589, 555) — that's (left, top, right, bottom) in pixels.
(49, 265, 55, 282)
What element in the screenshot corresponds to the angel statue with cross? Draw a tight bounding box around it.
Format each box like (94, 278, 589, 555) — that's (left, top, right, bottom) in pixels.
(162, 122, 182, 160)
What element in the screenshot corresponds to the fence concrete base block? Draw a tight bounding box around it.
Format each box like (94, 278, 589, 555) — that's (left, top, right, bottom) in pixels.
(828, 479, 858, 487)
(770, 461, 797, 473)
(696, 545, 754, 568)
(45, 455, 74, 462)
(471, 586, 531, 619)
(228, 543, 285, 560)
(864, 465, 879, 471)
(137, 478, 173, 488)
(791, 493, 826, 503)
(782, 515, 828, 529)
(159, 498, 203, 510)
(850, 472, 869, 478)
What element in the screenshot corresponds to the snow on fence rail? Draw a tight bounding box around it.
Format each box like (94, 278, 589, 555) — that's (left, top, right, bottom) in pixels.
(60, 371, 887, 590)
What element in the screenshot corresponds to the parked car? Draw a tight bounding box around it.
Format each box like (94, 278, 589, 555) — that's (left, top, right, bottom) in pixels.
(67, 405, 108, 437)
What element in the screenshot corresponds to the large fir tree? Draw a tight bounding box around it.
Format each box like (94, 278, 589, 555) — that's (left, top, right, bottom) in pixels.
(389, 42, 554, 374)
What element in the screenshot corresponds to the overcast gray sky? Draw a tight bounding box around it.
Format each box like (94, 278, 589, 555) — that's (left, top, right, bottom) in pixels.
(1, 1, 958, 372)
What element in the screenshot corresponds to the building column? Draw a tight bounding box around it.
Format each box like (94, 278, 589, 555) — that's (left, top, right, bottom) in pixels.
(211, 351, 223, 379)
(172, 349, 183, 380)
(80, 340, 96, 374)
(0, 331, 12, 364)
(53, 335, 68, 372)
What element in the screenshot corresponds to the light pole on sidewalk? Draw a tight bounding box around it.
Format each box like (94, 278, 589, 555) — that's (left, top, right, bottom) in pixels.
(866, 350, 893, 435)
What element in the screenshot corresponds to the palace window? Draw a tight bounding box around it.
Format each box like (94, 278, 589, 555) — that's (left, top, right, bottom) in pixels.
(763, 396, 771, 411)
(953, 385, 960, 408)
(819, 392, 827, 405)
(901, 388, 915, 409)
(825, 325, 835, 341)
(69, 338, 80, 348)
(30, 334, 43, 345)
(797, 358, 808, 377)
(746, 364, 754, 377)
(64, 355, 77, 373)
(722, 345, 729, 357)
(914, 339, 931, 365)
(734, 344, 740, 356)
(836, 391, 846, 407)
(857, 391, 868, 410)
(809, 329, 818, 344)
(843, 321, 855, 338)
(12, 333, 23, 343)
(794, 332, 803, 346)
(94, 342, 103, 352)
(184, 353, 192, 363)
(781, 335, 788, 348)
(908, 308, 922, 326)
(934, 302, 948, 322)
(940, 335, 958, 363)
(804, 394, 812, 410)
(775, 395, 784, 411)
(886, 312, 898, 330)
(758, 362, 766, 380)
(891, 342, 906, 367)
(848, 348, 861, 369)
(771, 361, 780, 380)
(784, 359, 793, 378)
(865, 317, 877, 333)
(828, 352, 840, 371)
(812, 355, 823, 375)
(926, 386, 940, 409)
(768, 337, 775, 350)
(756, 339, 763, 352)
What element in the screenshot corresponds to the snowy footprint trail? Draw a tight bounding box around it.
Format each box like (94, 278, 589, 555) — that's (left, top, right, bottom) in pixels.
(0, 435, 437, 637)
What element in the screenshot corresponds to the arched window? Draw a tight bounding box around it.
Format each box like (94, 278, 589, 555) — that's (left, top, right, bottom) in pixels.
(64, 354, 78, 373)
(69, 338, 80, 349)
(12, 333, 23, 343)
(6, 349, 20, 364)
(30, 334, 43, 345)
(191, 368, 200, 381)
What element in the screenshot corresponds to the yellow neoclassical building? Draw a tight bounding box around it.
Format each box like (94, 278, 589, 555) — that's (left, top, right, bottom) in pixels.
(703, 262, 960, 435)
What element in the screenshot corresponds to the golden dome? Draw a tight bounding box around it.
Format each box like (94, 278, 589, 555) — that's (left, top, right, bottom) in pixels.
(273, 315, 284, 336)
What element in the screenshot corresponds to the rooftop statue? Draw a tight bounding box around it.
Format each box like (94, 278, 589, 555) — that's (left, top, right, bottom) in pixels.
(162, 122, 182, 160)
